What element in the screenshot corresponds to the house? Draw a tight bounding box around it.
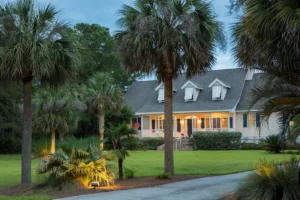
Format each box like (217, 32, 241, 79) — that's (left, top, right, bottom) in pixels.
(124, 68, 280, 142)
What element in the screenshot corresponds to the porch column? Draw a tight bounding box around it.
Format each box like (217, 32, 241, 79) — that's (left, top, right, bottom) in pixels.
(209, 113, 212, 130)
(192, 114, 194, 134)
(228, 112, 230, 131)
(157, 116, 160, 136)
(233, 112, 236, 129)
(141, 115, 143, 138)
(173, 114, 176, 137)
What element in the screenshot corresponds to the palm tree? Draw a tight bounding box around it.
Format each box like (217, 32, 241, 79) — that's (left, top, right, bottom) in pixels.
(109, 122, 138, 180)
(84, 73, 123, 150)
(232, 0, 300, 86)
(116, 0, 225, 174)
(0, 0, 77, 184)
(33, 87, 79, 154)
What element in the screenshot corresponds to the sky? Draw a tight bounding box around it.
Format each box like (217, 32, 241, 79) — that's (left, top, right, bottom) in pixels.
(36, 0, 237, 70)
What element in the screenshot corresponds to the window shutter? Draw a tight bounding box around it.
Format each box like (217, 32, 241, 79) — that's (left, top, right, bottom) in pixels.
(256, 113, 261, 127)
(201, 118, 205, 128)
(138, 117, 141, 130)
(152, 120, 155, 130)
(243, 114, 247, 128)
(230, 117, 233, 128)
(177, 119, 181, 132)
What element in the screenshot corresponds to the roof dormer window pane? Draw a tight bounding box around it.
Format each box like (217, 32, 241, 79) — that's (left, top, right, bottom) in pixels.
(184, 87, 194, 101)
(158, 88, 164, 102)
(212, 86, 222, 99)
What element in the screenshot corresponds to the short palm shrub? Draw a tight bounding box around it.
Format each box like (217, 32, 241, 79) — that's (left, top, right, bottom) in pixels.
(124, 167, 136, 179)
(264, 134, 284, 154)
(156, 172, 172, 179)
(236, 156, 300, 200)
(37, 144, 114, 190)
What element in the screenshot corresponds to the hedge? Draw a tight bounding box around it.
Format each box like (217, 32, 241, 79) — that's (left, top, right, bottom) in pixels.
(193, 131, 242, 150)
(122, 137, 164, 150)
(241, 142, 264, 150)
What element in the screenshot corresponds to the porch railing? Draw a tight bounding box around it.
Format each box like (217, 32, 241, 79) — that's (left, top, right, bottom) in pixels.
(193, 128, 235, 132)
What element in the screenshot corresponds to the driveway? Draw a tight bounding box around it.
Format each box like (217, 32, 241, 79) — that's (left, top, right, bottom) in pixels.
(58, 171, 252, 200)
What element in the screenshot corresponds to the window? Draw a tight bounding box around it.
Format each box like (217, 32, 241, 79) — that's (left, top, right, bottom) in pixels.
(184, 87, 194, 101)
(248, 113, 255, 127)
(156, 117, 164, 129)
(221, 118, 228, 129)
(158, 88, 164, 102)
(212, 86, 222, 100)
(212, 118, 221, 129)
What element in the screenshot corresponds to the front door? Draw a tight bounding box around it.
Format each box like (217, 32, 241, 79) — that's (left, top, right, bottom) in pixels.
(187, 119, 193, 136)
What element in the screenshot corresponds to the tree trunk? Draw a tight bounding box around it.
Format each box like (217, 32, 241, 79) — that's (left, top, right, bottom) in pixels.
(98, 112, 105, 150)
(21, 78, 33, 184)
(118, 158, 124, 180)
(164, 75, 174, 175)
(50, 129, 56, 154)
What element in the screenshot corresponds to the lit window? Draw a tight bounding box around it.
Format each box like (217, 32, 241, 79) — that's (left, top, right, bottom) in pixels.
(248, 114, 255, 127)
(212, 86, 222, 100)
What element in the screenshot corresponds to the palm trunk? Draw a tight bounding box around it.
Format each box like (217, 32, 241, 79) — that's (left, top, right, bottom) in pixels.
(98, 112, 105, 150)
(50, 129, 56, 154)
(118, 158, 124, 180)
(164, 75, 174, 175)
(21, 78, 33, 184)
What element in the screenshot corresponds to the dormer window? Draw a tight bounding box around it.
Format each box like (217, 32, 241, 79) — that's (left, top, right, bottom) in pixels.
(158, 88, 164, 103)
(181, 80, 203, 102)
(212, 86, 222, 100)
(209, 79, 231, 101)
(155, 82, 177, 103)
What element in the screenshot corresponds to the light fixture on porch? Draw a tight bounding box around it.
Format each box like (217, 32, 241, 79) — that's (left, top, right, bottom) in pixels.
(197, 119, 201, 123)
(180, 120, 184, 124)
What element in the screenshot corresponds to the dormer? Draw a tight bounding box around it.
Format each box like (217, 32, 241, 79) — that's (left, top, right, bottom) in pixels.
(181, 80, 203, 102)
(155, 83, 177, 103)
(209, 78, 231, 101)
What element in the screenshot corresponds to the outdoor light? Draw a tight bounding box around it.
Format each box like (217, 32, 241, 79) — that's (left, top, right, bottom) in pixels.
(180, 120, 184, 124)
(198, 120, 201, 123)
(91, 181, 100, 189)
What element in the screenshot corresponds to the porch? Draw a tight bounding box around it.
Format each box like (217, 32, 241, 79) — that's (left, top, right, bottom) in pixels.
(131, 112, 236, 138)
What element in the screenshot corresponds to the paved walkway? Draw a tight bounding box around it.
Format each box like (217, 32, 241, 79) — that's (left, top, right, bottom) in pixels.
(58, 171, 253, 200)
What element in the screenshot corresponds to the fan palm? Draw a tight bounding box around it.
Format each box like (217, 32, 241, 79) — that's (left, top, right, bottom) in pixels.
(33, 86, 79, 154)
(0, 0, 77, 184)
(109, 122, 138, 180)
(84, 73, 123, 150)
(116, 0, 225, 174)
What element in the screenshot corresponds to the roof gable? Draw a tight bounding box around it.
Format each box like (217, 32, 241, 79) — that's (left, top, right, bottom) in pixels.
(181, 80, 203, 90)
(209, 78, 231, 88)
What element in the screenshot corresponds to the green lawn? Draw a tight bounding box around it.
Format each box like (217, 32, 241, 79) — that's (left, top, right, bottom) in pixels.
(0, 196, 52, 200)
(0, 151, 295, 187)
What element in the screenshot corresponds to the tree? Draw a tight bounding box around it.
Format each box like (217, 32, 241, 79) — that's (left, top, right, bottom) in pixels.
(84, 73, 123, 150)
(109, 122, 138, 180)
(116, 0, 225, 174)
(33, 87, 79, 153)
(0, 0, 77, 184)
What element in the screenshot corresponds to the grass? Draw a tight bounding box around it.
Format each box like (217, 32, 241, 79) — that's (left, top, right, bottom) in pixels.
(0, 151, 296, 187)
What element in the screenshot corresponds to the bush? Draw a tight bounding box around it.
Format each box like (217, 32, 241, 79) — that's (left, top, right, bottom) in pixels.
(0, 131, 22, 154)
(156, 172, 172, 179)
(57, 136, 100, 150)
(124, 167, 136, 179)
(241, 142, 264, 150)
(236, 156, 300, 200)
(264, 134, 284, 153)
(193, 131, 242, 150)
(37, 144, 114, 190)
(140, 138, 164, 150)
(32, 139, 50, 158)
(121, 137, 145, 150)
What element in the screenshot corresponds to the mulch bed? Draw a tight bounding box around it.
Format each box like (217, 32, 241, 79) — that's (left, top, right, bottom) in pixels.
(0, 175, 208, 199)
(218, 194, 237, 200)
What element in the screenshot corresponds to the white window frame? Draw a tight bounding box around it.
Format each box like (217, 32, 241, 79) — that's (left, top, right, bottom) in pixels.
(158, 88, 164, 102)
(184, 87, 194, 101)
(212, 86, 222, 100)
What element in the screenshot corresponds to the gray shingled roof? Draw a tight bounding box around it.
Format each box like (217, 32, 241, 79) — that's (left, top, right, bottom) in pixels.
(236, 73, 265, 111)
(124, 68, 249, 114)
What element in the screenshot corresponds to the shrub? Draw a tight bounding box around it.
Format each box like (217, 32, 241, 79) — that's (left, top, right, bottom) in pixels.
(121, 137, 145, 150)
(236, 156, 300, 200)
(241, 142, 264, 150)
(124, 167, 136, 179)
(140, 138, 164, 150)
(156, 172, 172, 179)
(56, 136, 100, 150)
(193, 131, 242, 150)
(37, 144, 114, 190)
(32, 139, 50, 158)
(0, 131, 22, 154)
(264, 134, 284, 153)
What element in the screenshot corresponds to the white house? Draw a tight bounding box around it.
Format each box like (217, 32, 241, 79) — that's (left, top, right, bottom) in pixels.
(124, 68, 280, 142)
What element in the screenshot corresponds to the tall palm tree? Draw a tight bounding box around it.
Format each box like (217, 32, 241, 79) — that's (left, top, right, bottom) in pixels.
(116, 0, 224, 174)
(84, 73, 123, 150)
(0, 0, 77, 184)
(33, 87, 79, 153)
